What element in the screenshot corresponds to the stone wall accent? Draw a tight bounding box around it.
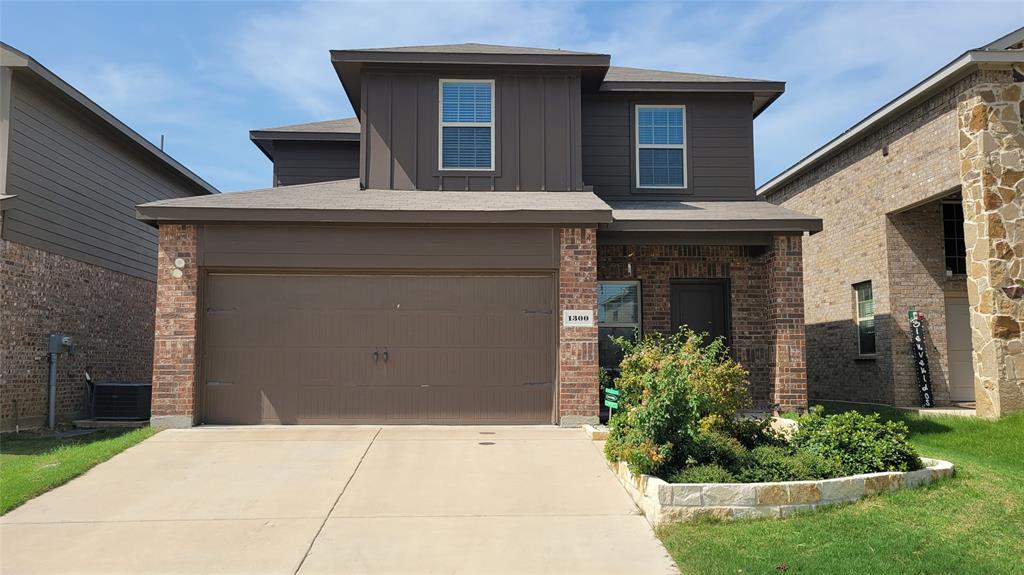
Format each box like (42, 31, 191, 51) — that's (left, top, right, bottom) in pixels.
(0, 239, 156, 430)
(957, 67, 1024, 417)
(150, 225, 200, 428)
(598, 241, 808, 410)
(767, 71, 987, 408)
(767, 234, 809, 411)
(613, 457, 954, 526)
(559, 226, 599, 426)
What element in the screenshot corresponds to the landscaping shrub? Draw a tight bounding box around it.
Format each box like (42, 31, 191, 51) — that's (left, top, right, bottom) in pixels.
(735, 446, 845, 483)
(669, 464, 737, 484)
(604, 329, 751, 477)
(723, 417, 785, 450)
(685, 430, 751, 473)
(791, 409, 923, 474)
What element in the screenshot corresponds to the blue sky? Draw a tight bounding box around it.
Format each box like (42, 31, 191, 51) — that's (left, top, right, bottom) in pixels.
(2, 1, 1021, 192)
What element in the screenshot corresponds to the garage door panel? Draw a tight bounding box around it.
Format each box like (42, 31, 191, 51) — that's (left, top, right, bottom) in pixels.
(203, 274, 555, 425)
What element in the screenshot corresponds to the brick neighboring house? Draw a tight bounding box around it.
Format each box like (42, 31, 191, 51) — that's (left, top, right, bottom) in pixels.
(0, 44, 216, 430)
(137, 43, 821, 428)
(760, 28, 1024, 418)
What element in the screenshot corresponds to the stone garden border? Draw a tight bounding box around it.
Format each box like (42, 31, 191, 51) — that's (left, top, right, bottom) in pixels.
(612, 457, 955, 526)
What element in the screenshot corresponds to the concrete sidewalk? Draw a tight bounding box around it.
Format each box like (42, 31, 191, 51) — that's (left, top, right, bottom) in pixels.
(1, 426, 677, 574)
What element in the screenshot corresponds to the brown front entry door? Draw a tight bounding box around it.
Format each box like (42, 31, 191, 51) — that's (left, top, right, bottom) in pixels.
(670, 280, 730, 344)
(202, 274, 554, 425)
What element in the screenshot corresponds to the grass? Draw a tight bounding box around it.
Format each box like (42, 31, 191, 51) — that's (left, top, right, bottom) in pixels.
(658, 406, 1024, 575)
(1, 427, 156, 514)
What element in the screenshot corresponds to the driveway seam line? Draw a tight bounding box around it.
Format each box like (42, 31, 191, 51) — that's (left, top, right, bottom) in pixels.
(293, 427, 381, 575)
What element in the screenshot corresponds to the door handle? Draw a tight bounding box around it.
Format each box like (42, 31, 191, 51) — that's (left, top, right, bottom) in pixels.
(383, 349, 389, 363)
(373, 351, 379, 364)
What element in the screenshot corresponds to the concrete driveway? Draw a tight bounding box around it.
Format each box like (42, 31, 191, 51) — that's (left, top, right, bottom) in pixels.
(1, 426, 677, 574)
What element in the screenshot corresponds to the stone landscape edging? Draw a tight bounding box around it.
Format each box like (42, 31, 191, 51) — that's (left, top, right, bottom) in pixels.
(612, 457, 955, 526)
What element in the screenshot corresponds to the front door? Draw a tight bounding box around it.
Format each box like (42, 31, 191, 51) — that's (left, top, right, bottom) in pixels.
(670, 280, 730, 344)
(944, 296, 975, 402)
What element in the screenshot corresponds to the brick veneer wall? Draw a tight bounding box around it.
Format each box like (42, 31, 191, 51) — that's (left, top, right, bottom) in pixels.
(767, 71, 986, 407)
(150, 224, 200, 428)
(767, 234, 809, 410)
(597, 241, 809, 408)
(0, 239, 155, 430)
(559, 226, 599, 426)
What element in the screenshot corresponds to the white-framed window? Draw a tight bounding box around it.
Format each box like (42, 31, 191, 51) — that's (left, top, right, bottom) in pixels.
(598, 281, 642, 373)
(438, 79, 494, 170)
(854, 281, 876, 355)
(635, 105, 686, 188)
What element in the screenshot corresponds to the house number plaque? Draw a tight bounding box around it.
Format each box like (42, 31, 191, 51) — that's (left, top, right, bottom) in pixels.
(562, 310, 595, 327)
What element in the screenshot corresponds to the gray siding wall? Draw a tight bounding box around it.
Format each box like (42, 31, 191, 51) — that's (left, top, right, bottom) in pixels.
(3, 71, 204, 280)
(581, 92, 755, 201)
(272, 140, 360, 187)
(360, 66, 583, 192)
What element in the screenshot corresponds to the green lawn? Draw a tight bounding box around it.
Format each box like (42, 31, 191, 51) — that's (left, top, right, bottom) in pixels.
(658, 407, 1024, 575)
(1, 427, 156, 514)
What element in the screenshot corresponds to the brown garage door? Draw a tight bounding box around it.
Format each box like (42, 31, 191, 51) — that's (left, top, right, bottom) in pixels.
(202, 274, 555, 424)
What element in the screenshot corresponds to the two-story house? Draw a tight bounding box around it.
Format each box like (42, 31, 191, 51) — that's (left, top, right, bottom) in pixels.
(137, 44, 821, 428)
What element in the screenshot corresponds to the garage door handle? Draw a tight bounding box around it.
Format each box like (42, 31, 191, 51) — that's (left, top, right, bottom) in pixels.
(383, 350, 389, 363)
(373, 351, 379, 363)
(523, 309, 552, 315)
(207, 380, 233, 386)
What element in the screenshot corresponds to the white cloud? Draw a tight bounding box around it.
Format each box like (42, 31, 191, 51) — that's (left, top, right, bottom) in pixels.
(230, 0, 588, 117)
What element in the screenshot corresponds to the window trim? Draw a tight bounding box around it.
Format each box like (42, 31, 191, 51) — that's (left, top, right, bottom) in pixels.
(438, 78, 495, 172)
(942, 199, 967, 277)
(635, 104, 687, 189)
(854, 281, 876, 356)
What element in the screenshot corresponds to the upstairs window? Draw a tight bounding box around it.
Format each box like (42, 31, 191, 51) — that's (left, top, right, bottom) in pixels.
(636, 105, 686, 188)
(854, 281, 876, 356)
(943, 201, 967, 276)
(439, 79, 494, 170)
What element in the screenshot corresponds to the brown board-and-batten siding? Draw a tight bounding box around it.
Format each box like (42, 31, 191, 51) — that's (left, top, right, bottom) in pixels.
(3, 71, 200, 280)
(271, 140, 360, 187)
(581, 92, 756, 201)
(360, 68, 583, 192)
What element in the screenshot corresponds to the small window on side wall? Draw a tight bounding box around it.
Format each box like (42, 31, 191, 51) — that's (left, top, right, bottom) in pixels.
(598, 281, 641, 374)
(854, 281, 876, 355)
(635, 105, 686, 188)
(943, 201, 967, 276)
(439, 79, 494, 171)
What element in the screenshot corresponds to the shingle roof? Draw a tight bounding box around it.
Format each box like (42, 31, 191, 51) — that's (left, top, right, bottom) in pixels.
(604, 66, 772, 84)
(354, 43, 605, 56)
(605, 200, 822, 233)
(252, 117, 360, 134)
(137, 178, 613, 225)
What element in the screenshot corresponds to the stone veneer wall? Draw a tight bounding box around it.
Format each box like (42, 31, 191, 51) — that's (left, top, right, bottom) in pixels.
(150, 225, 200, 428)
(597, 237, 808, 410)
(0, 239, 156, 430)
(767, 71, 987, 408)
(957, 67, 1024, 417)
(559, 226, 600, 425)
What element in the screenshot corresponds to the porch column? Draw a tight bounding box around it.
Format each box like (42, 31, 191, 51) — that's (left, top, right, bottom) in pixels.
(957, 67, 1024, 417)
(558, 226, 599, 426)
(767, 233, 809, 412)
(150, 224, 200, 428)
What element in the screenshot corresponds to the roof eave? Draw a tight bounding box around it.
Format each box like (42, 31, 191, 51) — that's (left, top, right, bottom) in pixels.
(330, 49, 611, 68)
(249, 130, 360, 161)
(602, 219, 822, 234)
(758, 49, 1023, 197)
(0, 43, 218, 195)
(136, 206, 613, 227)
(599, 80, 785, 93)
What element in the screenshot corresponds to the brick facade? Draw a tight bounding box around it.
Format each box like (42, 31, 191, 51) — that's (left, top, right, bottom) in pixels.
(559, 226, 600, 425)
(767, 234, 809, 410)
(597, 237, 808, 410)
(0, 239, 155, 430)
(150, 224, 200, 428)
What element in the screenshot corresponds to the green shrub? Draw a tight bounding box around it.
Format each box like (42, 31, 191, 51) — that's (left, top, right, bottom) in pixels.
(669, 464, 737, 484)
(723, 417, 785, 450)
(604, 329, 752, 477)
(684, 430, 751, 473)
(791, 410, 923, 474)
(735, 446, 845, 482)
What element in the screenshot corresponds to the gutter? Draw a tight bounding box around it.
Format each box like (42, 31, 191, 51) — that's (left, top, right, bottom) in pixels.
(758, 49, 1023, 197)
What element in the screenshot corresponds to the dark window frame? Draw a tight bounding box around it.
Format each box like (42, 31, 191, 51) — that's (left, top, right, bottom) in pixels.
(854, 281, 876, 356)
(597, 280, 642, 374)
(942, 201, 967, 276)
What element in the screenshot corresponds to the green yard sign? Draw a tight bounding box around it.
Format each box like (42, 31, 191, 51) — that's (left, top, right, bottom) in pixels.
(604, 388, 620, 409)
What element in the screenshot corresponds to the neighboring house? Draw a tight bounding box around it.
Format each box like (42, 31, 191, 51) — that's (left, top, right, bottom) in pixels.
(137, 43, 821, 428)
(0, 44, 217, 430)
(760, 28, 1024, 418)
